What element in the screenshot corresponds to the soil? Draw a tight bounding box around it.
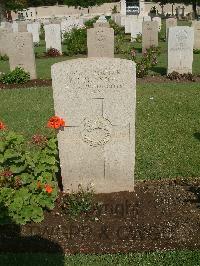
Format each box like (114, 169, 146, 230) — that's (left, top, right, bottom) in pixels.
(1, 178, 200, 254)
(1, 75, 200, 90)
(0, 79, 52, 90)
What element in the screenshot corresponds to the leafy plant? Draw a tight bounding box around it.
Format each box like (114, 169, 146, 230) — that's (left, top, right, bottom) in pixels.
(63, 28, 87, 56)
(193, 49, 200, 54)
(62, 185, 94, 219)
(0, 54, 9, 61)
(167, 71, 195, 81)
(109, 19, 125, 35)
(84, 16, 99, 28)
(135, 33, 142, 43)
(46, 48, 61, 57)
(111, 5, 118, 14)
(129, 46, 161, 78)
(0, 116, 65, 225)
(0, 67, 30, 84)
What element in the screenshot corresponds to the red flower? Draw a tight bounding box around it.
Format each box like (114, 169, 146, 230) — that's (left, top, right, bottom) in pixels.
(45, 184, 53, 194)
(47, 116, 65, 129)
(0, 121, 6, 130)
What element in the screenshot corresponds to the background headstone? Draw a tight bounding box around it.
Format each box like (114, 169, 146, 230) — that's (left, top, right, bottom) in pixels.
(27, 23, 40, 43)
(142, 21, 158, 53)
(192, 21, 200, 49)
(0, 29, 11, 56)
(51, 58, 136, 193)
(8, 32, 37, 79)
(87, 27, 114, 58)
(44, 24, 62, 53)
(131, 19, 143, 40)
(94, 15, 110, 28)
(168, 26, 194, 74)
(152, 16, 162, 31)
(166, 18, 177, 39)
(18, 22, 28, 32)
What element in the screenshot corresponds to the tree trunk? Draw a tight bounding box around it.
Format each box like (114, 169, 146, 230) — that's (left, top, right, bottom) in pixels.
(192, 1, 197, 18)
(0, 2, 7, 22)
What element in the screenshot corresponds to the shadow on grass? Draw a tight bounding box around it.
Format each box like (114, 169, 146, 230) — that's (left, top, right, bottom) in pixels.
(150, 66, 167, 76)
(193, 132, 200, 141)
(0, 202, 65, 264)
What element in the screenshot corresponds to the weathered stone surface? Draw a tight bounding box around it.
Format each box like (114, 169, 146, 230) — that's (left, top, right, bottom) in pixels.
(8, 32, 37, 79)
(125, 15, 137, 34)
(166, 18, 177, 38)
(27, 23, 40, 43)
(87, 27, 114, 58)
(51, 58, 136, 193)
(168, 26, 194, 74)
(143, 16, 151, 21)
(12, 22, 19, 32)
(192, 21, 200, 49)
(0, 29, 11, 56)
(44, 24, 62, 53)
(152, 16, 161, 31)
(130, 19, 143, 40)
(18, 22, 28, 32)
(142, 21, 158, 53)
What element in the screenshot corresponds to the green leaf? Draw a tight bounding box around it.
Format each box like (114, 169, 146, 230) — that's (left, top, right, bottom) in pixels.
(10, 164, 27, 174)
(4, 149, 20, 160)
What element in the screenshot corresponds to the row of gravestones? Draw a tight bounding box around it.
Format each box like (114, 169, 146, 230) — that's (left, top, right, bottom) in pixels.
(0, 17, 85, 47)
(112, 14, 200, 50)
(0, 19, 195, 79)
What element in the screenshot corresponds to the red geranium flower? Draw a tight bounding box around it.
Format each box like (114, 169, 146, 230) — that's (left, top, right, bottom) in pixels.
(47, 116, 65, 129)
(45, 184, 53, 194)
(0, 121, 6, 130)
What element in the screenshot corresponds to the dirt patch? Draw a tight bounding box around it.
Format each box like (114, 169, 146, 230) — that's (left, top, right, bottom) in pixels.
(0, 79, 52, 90)
(1, 178, 200, 254)
(137, 75, 200, 84)
(1, 75, 200, 90)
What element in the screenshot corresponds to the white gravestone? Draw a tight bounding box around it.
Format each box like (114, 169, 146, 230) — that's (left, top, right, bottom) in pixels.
(192, 21, 200, 50)
(168, 26, 194, 74)
(166, 18, 177, 39)
(27, 23, 40, 43)
(131, 19, 143, 40)
(152, 17, 161, 31)
(51, 58, 136, 193)
(8, 32, 37, 79)
(44, 24, 62, 53)
(87, 27, 114, 58)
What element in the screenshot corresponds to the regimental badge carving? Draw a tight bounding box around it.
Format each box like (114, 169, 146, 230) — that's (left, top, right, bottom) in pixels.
(81, 117, 112, 147)
(175, 30, 188, 43)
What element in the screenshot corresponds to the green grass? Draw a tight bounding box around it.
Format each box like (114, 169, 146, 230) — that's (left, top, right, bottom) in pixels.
(1, 250, 200, 265)
(1, 83, 200, 180)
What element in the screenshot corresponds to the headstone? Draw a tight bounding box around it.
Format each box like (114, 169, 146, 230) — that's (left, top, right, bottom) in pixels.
(168, 26, 194, 74)
(8, 32, 37, 79)
(192, 21, 200, 49)
(142, 21, 158, 53)
(130, 19, 143, 40)
(143, 16, 151, 21)
(87, 27, 114, 58)
(12, 22, 19, 32)
(166, 18, 177, 39)
(44, 24, 62, 54)
(0, 29, 11, 56)
(94, 15, 110, 28)
(51, 58, 136, 193)
(125, 16, 137, 34)
(152, 16, 161, 31)
(121, 0, 127, 15)
(18, 22, 28, 32)
(27, 23, 40, 43)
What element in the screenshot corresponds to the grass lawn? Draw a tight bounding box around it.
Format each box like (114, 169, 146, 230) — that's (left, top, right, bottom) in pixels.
(1, 83, 200, 180)
(0, 250, 200, 265)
